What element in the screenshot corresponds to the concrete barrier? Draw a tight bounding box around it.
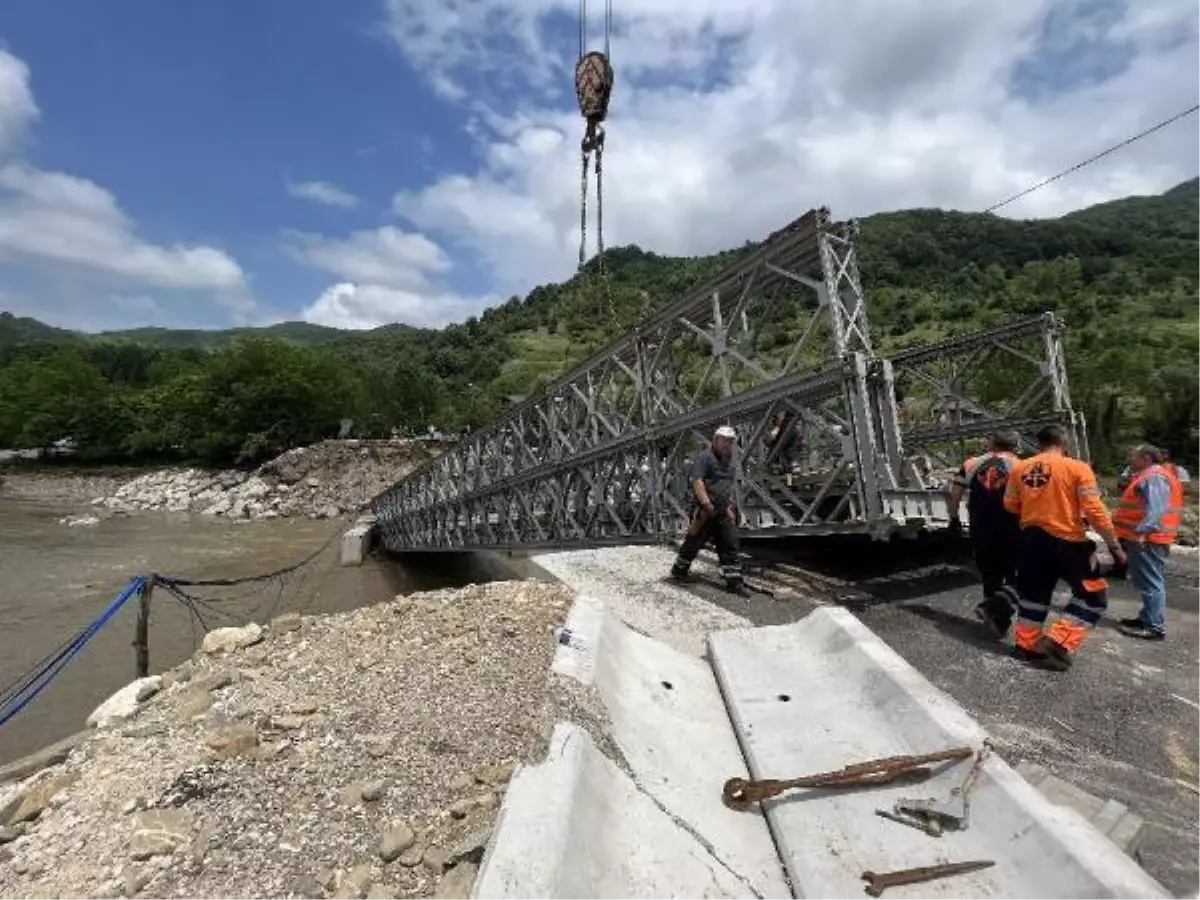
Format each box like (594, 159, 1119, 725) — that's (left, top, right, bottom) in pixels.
(474, 723, 764, 898)
(1016, 761, 1148, 859)
(339, 517, 376, 566)
(550, 595, 789, 898)
(708, 608, 1169, 898)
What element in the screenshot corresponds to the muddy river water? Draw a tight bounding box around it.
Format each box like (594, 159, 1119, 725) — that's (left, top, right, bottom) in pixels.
(0, 494, 505, 764)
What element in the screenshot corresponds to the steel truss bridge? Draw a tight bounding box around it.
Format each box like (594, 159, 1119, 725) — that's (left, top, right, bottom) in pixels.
(373, 206, 1086, 552)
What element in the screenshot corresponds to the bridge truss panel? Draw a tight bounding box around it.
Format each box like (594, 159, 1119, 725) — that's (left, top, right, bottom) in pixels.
(889, 312, 1083, 468)
(373, 208, 1084, 552)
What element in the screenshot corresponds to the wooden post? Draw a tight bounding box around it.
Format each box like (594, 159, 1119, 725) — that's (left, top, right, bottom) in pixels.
(135, 578, 154, 678)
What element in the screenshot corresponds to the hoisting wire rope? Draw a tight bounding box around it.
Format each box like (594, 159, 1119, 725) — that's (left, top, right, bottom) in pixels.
(576, 0, 617, 326)
(985, 102, 1199, 213)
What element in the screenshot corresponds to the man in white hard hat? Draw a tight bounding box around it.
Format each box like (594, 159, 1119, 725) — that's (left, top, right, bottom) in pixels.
(670, 425, 749, 596)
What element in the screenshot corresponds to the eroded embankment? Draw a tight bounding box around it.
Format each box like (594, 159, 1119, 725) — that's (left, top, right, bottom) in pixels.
(0, 579, 571, 900)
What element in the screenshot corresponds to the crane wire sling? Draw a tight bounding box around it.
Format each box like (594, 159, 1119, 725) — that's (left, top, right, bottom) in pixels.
(575, 0, 616, 324)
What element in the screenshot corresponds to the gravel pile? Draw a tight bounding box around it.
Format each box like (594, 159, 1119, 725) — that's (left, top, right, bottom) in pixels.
(92, 440, 434, 521)
(0, 579, 572, 899)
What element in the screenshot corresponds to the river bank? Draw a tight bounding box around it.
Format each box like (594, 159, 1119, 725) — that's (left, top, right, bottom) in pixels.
(0, 580, 574, 899)
(0, 488, 515, 767)
(2, 439, 436, 523)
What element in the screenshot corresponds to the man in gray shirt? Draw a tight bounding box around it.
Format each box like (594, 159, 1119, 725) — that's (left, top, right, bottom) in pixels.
(670, 425, 749, 596)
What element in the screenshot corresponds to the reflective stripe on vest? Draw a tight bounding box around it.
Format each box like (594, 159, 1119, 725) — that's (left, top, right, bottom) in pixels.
(1113, 465, 1183, 544)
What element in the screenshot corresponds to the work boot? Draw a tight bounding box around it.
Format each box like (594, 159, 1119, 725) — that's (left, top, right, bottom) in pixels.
(1118, 616, 1145, 629)
(973, 597, 1013, 639)
(669, 564, 691, 583)
(1009, 645, 1047, 664)
(1117, 622, 1166, 641)
(1033, 637, 1073, 672)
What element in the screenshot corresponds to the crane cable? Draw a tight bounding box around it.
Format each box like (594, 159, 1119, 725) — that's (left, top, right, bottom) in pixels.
(985, 102, 1199, 213)
(576, 0, 616, 324)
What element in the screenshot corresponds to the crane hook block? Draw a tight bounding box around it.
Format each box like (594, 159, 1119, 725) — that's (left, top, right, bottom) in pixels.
(575, 50, 614, 124)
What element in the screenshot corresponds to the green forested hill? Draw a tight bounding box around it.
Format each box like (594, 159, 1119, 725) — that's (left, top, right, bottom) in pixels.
(1063, 177, 1198, 238)
(0, 179, 1195, 469)
(93, 321, 353, 350)
(0, 313, 85, 347)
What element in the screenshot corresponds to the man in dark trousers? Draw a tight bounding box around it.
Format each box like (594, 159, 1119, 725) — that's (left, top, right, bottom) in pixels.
(947, 431, 1022, 635)
(670, 425, 750, 596)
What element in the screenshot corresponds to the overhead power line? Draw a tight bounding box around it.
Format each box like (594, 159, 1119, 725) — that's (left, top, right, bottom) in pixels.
(985, 102, 1200, 214)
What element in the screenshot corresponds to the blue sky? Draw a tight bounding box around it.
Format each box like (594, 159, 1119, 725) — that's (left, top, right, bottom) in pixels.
(0, 0, 1196, 332)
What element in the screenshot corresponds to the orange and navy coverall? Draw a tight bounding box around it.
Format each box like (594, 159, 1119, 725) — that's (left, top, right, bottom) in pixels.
(1003, 449, 1114, 656)
(953, 450, 1020, 600)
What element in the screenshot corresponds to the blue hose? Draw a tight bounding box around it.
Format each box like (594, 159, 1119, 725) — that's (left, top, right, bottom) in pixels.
(0, 576, 146, 730)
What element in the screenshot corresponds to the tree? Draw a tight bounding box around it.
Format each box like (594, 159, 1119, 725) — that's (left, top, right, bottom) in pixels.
(176, 338, 359, 464)
(0, 349, 121, 455)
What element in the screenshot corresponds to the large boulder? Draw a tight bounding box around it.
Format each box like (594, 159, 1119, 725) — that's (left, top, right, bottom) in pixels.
(0, 772, 76, 826)
(200, 623, 264, 655)
(86, 676, 162, 729)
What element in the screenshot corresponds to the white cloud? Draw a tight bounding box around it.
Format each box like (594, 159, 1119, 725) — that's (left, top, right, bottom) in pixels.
(0, 49, 253, 323)
(0, 50, 37, 155)
(302, 281, 492, 329)
(285, 225, 450, 288)
(286, 179, 360, 209)
(384, 0, 1200, 299)
(288, 224, 491, 328)
(0, 163, 245, 290)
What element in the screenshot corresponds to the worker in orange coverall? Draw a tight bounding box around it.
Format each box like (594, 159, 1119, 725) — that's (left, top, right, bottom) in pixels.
(1003, 425, 1127, 671)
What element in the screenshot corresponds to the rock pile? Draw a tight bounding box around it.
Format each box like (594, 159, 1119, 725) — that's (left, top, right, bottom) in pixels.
(0, 579, 572, 899)
(94, 440, 433, 521)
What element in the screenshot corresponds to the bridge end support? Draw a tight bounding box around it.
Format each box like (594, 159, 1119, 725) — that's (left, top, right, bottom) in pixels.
(340, 515, 377, 566)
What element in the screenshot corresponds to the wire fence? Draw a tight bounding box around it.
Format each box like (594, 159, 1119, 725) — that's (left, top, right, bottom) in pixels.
(0, 527, 343, 733)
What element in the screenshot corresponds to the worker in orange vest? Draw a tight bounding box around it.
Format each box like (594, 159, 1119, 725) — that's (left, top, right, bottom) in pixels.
(1114, 444, 1183, 641)
(947, 431, 1021, 635)
(1003, 425, 1126, 670)
(1161, 450, 1191, 485)
(1116, 448, 1190, 491)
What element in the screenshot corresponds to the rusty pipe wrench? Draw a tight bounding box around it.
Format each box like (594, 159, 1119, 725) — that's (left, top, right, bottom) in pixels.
(861, 859, 994, 897)
(722, 746, 973, 811)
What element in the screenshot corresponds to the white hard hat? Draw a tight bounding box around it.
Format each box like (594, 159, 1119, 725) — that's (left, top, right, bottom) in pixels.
(715, 425, 737, 439)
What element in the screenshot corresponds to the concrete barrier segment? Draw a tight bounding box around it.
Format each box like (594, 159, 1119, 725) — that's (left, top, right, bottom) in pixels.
(551, 594, 791, 898)
(339, 524, 373, 566)
(708, 607, 1169, 898)
(473, 723, 765, 899)
(535, 546, 751, 657)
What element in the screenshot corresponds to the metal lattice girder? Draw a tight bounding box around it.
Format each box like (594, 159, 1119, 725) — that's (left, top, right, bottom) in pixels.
(375, 358, 874, 551)
(373, 204, 1085, 550)
(374, 207, 881, 549)
(889, 312, 1082, 466)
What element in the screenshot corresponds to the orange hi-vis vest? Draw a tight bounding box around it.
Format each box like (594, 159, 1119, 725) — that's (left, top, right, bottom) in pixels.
(1113, 465, 1183, 545)
(1003, 449, 1113, 542)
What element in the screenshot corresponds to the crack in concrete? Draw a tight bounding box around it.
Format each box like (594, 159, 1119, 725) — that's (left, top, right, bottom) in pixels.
(625, 773, 771, 900)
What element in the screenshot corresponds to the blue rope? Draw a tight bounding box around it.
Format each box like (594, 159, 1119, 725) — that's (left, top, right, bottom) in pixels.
(0, 576, 146, 730)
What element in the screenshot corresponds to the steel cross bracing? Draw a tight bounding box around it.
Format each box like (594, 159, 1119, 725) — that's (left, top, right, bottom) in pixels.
(372, 207, 1082, 551)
